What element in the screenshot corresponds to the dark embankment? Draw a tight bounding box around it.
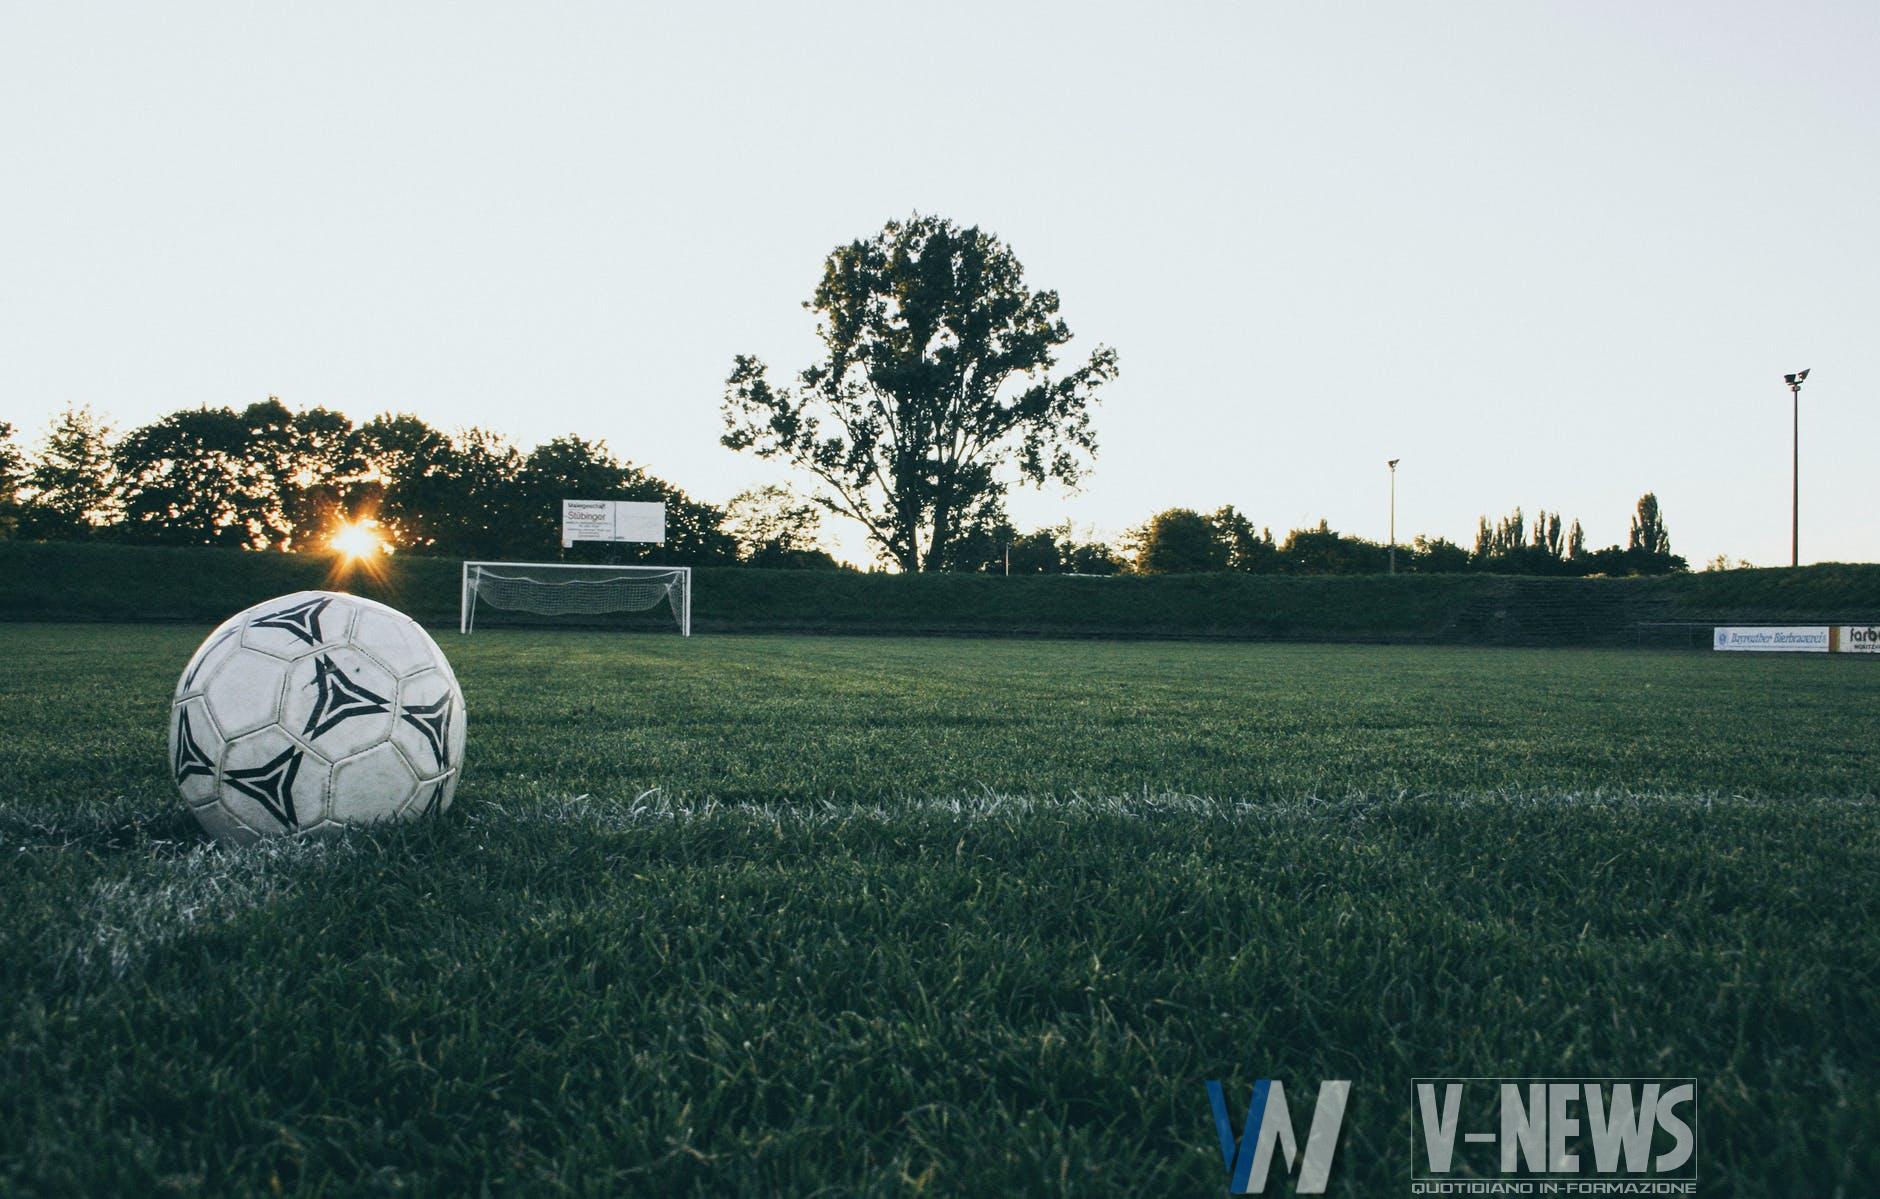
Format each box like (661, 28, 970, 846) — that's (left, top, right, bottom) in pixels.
(1, 540, 1874, 645)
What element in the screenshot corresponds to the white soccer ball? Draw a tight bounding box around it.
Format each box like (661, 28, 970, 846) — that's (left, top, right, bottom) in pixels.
(169, 590, 467, 845)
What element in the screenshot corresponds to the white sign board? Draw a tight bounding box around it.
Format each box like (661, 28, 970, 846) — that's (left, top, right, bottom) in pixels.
(1712, 626, 1830, 653)
(611, 502, 666, 543)
(1839, 625, 1880, 653)
(561, 500, 614, 544)
(561, 499, 666, 547)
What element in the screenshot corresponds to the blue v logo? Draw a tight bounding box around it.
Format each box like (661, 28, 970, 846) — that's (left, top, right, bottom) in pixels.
(1206, 1078, 1351, 1194)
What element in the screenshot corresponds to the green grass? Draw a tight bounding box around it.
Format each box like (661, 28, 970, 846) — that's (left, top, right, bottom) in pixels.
(1643, 561, 1880, 619)
(1, 624, 1876, 1196)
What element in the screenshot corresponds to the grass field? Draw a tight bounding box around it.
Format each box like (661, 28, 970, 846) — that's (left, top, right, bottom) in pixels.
(2, 623, 1877, 1196)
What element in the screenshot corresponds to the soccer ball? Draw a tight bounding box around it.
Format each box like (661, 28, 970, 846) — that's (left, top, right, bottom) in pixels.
(169, 591, 467, 845)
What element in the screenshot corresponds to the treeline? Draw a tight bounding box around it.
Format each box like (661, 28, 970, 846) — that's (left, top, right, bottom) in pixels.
(1, 401, 1685, 576)
(0, 402, 838, 568)
(1099, 495, 1685, 576)
(915, 497, 1684, 577)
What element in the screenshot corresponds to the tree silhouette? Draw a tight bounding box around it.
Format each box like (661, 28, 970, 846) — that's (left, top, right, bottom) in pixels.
(115, 407, 261, 546)
(1280, 519, 1390, 574)
(724, 485, 836, 568)
(722, 214, 1119, 571)
(22, 406, 116, 539)
(1209, 506, 1279, 573)
(0, 423, 23, 539)
(1131, 509, 1229, 573)
(356, 413, 458, 551)
(1629, 492, 1671, 556)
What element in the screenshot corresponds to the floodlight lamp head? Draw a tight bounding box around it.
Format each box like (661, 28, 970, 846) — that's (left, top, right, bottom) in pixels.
(1388, 458, 1400, 469)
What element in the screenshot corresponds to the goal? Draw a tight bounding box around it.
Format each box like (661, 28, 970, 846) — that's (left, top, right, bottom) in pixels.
(460, 562, 692, 636)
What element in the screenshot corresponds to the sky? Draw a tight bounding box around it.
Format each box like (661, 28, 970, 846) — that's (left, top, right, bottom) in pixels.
(3, 1, 1875, 567)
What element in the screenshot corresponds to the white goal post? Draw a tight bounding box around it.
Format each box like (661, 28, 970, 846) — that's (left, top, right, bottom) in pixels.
(460, 562, 692, 636)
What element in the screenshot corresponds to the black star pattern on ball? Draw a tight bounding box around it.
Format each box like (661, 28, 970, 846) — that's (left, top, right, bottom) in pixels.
(417, 776, 449, 817)
(172, 709, 215, 783)
(251, 596, 333, 647)
(400, 694, 453, 768)
(302, 654, 392, 740)
(223, 745, 303, 830)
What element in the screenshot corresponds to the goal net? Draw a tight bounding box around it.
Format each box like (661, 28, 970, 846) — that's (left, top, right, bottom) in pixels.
(460, 562, 692, 636)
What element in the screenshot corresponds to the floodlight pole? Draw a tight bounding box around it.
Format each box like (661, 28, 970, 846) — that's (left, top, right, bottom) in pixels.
(1387, 458, 1400, 574)
(1785, 370, 1809, 568)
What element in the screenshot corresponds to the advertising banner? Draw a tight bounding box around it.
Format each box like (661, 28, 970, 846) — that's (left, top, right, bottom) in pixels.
(561, 500, 613, 544)
(1839, 625, 1880, 653)
(1712, 626, 1830, 652)
(561, 499, 666, 546)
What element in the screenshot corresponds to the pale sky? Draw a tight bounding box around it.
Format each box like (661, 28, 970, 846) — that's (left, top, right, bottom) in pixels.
(3, 1, 1874, 567)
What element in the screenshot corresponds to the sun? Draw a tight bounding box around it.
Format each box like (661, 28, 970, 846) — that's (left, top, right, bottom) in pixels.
(329, 519, 387, 561)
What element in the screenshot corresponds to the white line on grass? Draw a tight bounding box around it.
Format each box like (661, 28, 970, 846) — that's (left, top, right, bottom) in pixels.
(60, 837, 342, 981)
(462, 786, 1834, 833)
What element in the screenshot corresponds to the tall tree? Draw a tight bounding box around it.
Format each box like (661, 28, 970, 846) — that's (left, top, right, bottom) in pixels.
(1130, 508, 1228, 574)
(427, 428, 528, 557)
(230, 397, 300, 548)
(0, 423, 23, 539)
(1623, 491, 1685, 574)
(114, 407, 258, 546)
(191, 397, 368, 550)
(272, 402, 368, 549)
(1280, 519, 1389, 574)
(1493, 508, 1525, 557)
(1474, 505, 1579, 574)
(1410, 535, 1471, 572)
(724, 484, 833, 568)
(1062, 535, 1125, 576)
(1208, 506, 1278, 572)
(722, 214, 1119, 571)
(106, 397, 363, 551)
(929, 494, 1017, 572)
(1532, 511, 1564, 560)
(1628, 492, 1671, 556)
(357, 413, 458, 551)
(22, 406, 116, 539)
(1003, 527, 1064, 574)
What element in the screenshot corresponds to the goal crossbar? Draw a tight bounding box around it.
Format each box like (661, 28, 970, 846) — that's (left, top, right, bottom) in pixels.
(460, 561, 692, 636)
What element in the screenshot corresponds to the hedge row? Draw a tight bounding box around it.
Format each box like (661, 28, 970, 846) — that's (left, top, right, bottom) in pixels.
(1, 540, 1873, 642)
